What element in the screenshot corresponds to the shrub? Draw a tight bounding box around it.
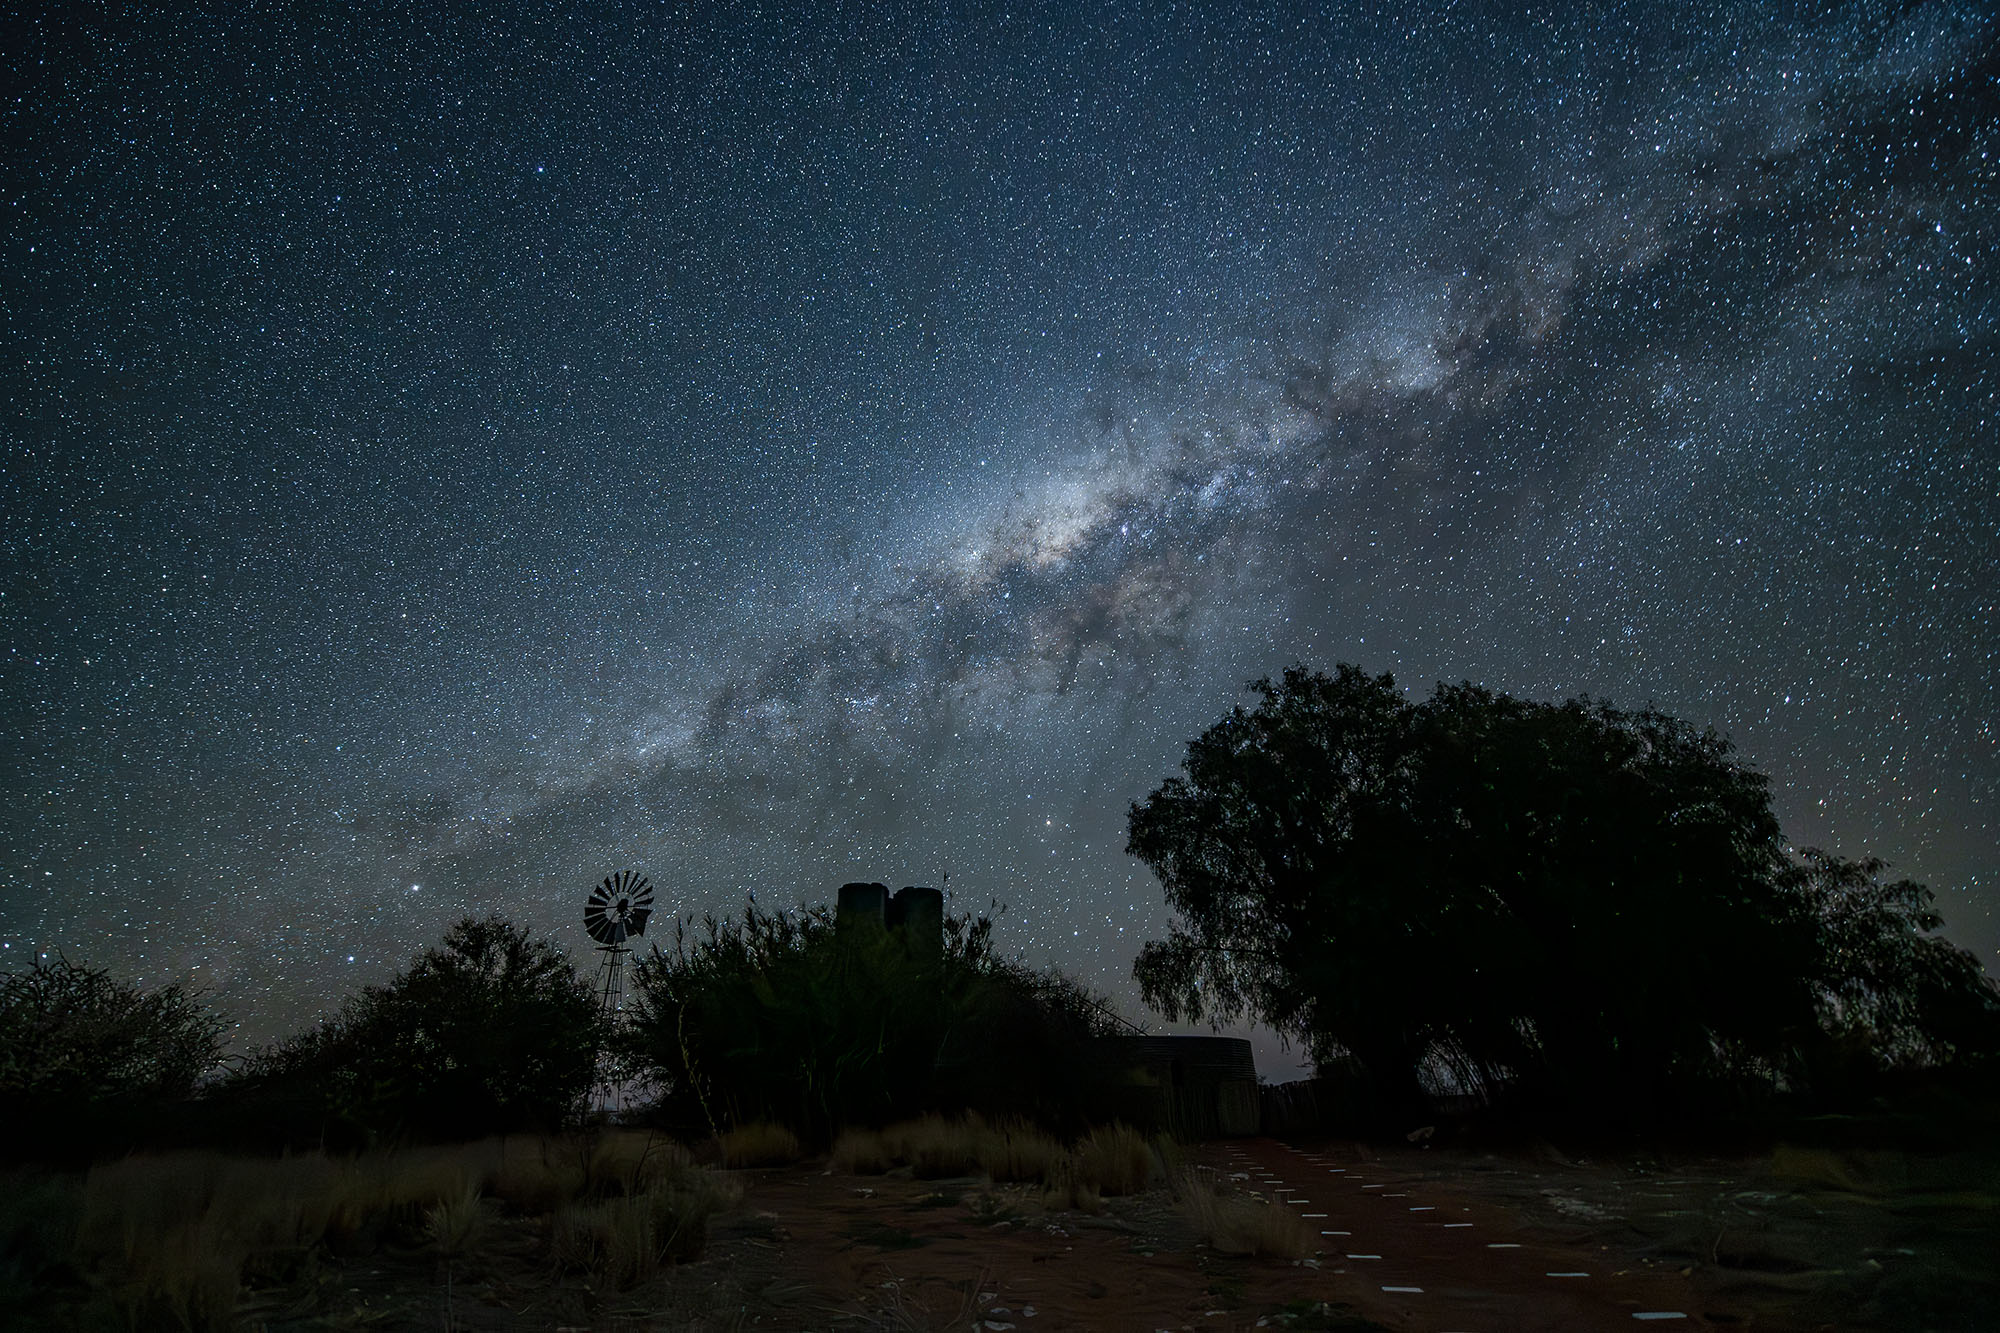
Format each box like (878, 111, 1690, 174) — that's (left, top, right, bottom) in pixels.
(216, 917, 602, 1146)
(0, 955, 224, 1159)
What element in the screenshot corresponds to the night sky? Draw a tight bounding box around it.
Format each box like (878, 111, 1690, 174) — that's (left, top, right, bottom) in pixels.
(5, 2, 1995, 1069)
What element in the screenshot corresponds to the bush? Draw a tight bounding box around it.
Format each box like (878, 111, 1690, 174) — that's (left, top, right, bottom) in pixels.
(0, 955, 224, 1159)
(625, 902, 1135, 1139)
(215, 917, 602, 1145)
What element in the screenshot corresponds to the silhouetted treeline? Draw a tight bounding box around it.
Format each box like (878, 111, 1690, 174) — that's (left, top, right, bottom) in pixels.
(0, 905, 1137, 1160)
(9, 661, 1998, 1163)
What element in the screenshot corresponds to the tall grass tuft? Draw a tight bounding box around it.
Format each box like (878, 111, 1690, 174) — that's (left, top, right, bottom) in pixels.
(324, 1144, 491, 1243)
(1039, 1155, 1104, 1215)
(717, 1121, 802, 1168)
(492, 1136, 589, 1213)
(119, 1218, 244, 1332)
(549, 1168, 741, 1286)
(893, 1116, 986, 1178)
(1174, 1167, 1317, 1260)
(1070, 1123, 1152, 1196)
(586, 1130, 695, 1196)
(976, 1121, 1064, 1184)
(424, 1183, 487, 1258)
(829, 1127, 894, 1174)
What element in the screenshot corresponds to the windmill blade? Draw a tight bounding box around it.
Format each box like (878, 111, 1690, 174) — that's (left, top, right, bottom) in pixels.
(583, 904, 623, 944)
(624, 875, 655, 937)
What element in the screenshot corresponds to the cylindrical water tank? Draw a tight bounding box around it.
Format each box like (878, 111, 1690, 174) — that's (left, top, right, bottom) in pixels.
(888, 886, 943, 966)
(836, 881, 889, 937)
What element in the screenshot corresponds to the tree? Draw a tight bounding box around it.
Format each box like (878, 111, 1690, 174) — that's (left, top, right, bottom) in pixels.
(0, 954, 224, 1155)
(222, 916, 601, 1143)
(1129, 665, 1846, 1117)
(1796, 849, 1999, 1084)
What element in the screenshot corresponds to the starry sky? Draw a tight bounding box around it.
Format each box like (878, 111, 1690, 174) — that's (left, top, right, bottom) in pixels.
(4, 2, 1995, 1070)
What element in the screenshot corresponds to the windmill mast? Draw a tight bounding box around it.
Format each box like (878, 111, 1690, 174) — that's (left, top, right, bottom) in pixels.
(583, 870, 653, 1116)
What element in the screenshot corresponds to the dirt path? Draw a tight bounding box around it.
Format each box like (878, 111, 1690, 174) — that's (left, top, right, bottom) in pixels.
(1216, 1137, 1722, 1331)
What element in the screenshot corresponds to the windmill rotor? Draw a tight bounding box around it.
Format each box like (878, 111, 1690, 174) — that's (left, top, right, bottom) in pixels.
(584, 869, 654, 947)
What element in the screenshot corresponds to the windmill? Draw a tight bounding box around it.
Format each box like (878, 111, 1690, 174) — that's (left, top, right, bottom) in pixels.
(584, 869, 654, 1113)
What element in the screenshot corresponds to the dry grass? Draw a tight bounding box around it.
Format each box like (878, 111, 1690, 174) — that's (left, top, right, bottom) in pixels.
(976, 1121, 1065, 1184)
(718, 1120, 803, 1168)
(424, 1183, 488, 1258)
(325, 1142, 495, 1242)
(1038, 1156, 1104, 1215)
(550, 1170, 742, 1286)
(492, 1136, 590, 1212)
(51, 1132, 710, 1325)
(1174, 1167, 1317, 1260)
(828, 1117, 1148, 1207)
(0, 1169, 83, 1290)
(1070, 1123, 1153, 1196)
(588, 1129, 696, 1195)
(837, 1115, 1065, 1184)
(886, 1116, 986, 1179)
(830, 1127, 895, 1174)
(115, 1218, 244, 1332)
(857, 1263, 992, 1331)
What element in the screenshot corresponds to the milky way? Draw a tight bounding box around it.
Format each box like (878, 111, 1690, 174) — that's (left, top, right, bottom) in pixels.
(5, 3, 1995, 1065)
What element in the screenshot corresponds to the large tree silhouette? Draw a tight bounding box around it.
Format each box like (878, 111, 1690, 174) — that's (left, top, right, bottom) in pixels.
(1129, 665, 1989, 1118)
(223, 916, 601, 1143)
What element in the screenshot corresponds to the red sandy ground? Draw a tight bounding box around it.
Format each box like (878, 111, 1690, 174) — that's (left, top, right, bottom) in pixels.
(715, 1137, 1736, 1331)
(243, 1136, 1884, 1330)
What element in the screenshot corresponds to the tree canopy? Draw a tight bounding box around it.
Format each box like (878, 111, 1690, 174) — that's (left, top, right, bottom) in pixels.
(221, 916, 602, 1144)
(1130, 664, 1995, 1117)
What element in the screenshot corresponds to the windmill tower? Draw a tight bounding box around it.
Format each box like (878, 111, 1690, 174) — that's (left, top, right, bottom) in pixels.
(583, 869, 654, 1114)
